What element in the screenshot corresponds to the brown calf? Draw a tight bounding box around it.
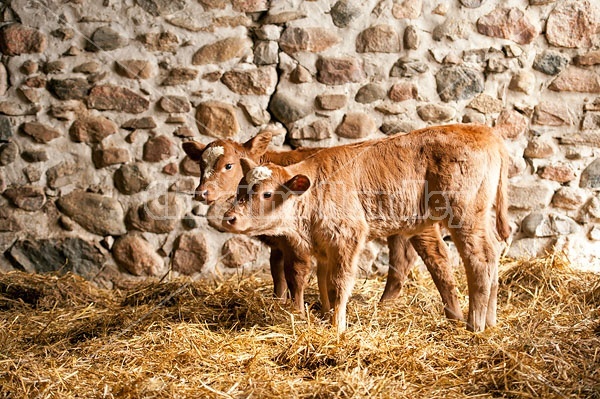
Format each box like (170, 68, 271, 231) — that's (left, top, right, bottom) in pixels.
(222, 124, 510, 333)
(182, 132, 318, 310)
(183, 132, 462, 321)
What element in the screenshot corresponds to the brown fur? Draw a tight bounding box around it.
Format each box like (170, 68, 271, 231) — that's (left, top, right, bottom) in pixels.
(223, 124, 510, 333)
(183, 131, 461, 318)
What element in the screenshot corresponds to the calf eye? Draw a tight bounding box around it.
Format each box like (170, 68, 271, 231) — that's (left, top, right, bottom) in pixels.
(225, 163, 233, 170)
(263, 192, 272, 199)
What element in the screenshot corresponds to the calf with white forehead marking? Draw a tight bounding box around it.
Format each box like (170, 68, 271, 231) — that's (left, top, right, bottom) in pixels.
(201, 145, 225, 178)
(246, 166, 272, 188)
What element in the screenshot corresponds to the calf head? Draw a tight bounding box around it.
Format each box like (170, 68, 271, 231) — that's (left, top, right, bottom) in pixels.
(181, 131, 273, 204)
(222, 159, 311, 235)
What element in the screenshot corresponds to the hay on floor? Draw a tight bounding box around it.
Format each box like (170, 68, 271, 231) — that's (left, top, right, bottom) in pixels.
(0, 253, 598, 398)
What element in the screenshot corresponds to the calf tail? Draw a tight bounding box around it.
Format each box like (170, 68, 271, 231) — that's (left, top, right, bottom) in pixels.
(495, 152, 511, 242)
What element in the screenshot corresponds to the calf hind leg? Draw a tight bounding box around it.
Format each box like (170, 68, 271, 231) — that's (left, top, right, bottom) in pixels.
(486, 257, 499, 328)
(380, 235, 418, 302)
(409, 225, 463, 321)
(450, 224, 499, 332)
(317, 257, 331, 317)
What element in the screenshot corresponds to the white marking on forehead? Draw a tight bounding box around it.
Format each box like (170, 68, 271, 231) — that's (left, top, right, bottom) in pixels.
(246, 166, 272, 187)
(201, 145, 224, 178)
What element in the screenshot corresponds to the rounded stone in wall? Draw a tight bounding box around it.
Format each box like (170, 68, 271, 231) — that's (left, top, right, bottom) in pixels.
(390, 58, 428, 78)
(127, 193, 184, 234)
(0, 63, 8, 96)
(0, 116, 13, 142)
(180, 156, 201, 177)
(476, 7, 538, 45)
(92, 147, 130, 168)
(221, 236, 261, 269)
(0, 23, 47, 55)
(494, 109, 528, 140)
(70, 115, 118, 143)
(533, 50, 569, 76)
(330, 0, 360, 28)
(316, 94, 347, 110)
(316, 57, 366, 85)
(521, 212, 579, 238)
(459, 0, 484, 8)
(279, 27, 340, 54)
(159, 96, 191, 113)
(138, 31, 179, 52)
(20, 122, 61, 143)
(552, 187, 587, 210)
(112, 234, 163, 276)
(192, 37, 252, 65)
(86, 26, 127, 52)
(546, 0, 600, 48)
(0, 142, 18, 166)
(388, 81, 418, 102)
(269, 91, 312, 125)
(47, 78, 90, 101)
(56, 190, 127, 236)
(135, 0, 186, 16)
(116, 60, 153, 79)
(356, 25, 400, 53)
(143, 135, 176, 162)
(435, 66, 484, 102)
(8, 238, 106, 279)
(3, 186, 46, 211)
(355, 83, 386, 104)
(221, 67, 278, 95)
(195, 101, 239, 139)
(392, 0, 422, 19)
(336, 113, 376, 139)
(114, 164, 151, 195)
(87, 85, 150, 113)
(416, 103, 455, 122)
(580, 159, 600, 189)
(172, 232, 208, 275)
(289, 65, 312, 84)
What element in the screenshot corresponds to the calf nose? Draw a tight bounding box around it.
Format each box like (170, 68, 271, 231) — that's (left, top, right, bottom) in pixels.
(223, 210, 237, 225)
(194, 189, 209, 202)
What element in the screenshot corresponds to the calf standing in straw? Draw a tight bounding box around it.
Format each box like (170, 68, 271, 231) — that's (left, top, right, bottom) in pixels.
(222, 124, 510, 333)
(183, 130, 463, 321)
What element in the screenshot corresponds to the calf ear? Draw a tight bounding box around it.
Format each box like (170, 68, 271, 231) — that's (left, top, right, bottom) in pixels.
(244, 130, 272, 157)
(285, 175, 311, 195)
(182, 141, 206, 161)
(240, 158, 258, 176)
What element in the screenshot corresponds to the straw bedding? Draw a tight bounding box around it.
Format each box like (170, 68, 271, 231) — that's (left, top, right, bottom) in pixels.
(0, 253, 598, 398)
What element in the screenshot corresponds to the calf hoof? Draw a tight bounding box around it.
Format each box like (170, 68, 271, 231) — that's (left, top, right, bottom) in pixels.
(379, 290, 401, 303)
(290, 302, 306, 317)
(273, 288, 288, 300)
(466, 321, 486, 333)
(444, 306, 464, 321)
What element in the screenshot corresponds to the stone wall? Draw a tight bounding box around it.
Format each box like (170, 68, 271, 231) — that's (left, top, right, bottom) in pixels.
(0, 0, 599, 286)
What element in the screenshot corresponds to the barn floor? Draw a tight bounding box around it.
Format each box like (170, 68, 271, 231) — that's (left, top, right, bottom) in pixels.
(0, 253, 599, 398)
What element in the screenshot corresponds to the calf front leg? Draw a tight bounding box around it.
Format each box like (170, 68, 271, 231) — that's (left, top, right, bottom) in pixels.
(327, 236, 365, 334)
(268, 247, 287, 299)
(380, 234, 418, 302)
(283, 249, 312, 314)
